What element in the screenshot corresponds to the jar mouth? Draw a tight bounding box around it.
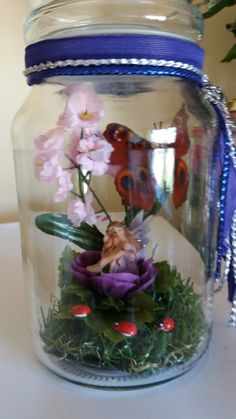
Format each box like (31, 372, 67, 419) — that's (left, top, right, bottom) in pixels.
(25, 0, 203, 46)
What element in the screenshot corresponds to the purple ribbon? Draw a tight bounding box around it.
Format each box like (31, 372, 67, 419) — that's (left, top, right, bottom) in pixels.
(216, 112, 236, 302)
(25, 34, 204, 69)
(25, 34, 204, 85)
(222, 153, 236, 254)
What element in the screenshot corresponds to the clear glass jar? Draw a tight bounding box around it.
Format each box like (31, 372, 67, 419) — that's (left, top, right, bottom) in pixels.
(12, 0, 219, 387)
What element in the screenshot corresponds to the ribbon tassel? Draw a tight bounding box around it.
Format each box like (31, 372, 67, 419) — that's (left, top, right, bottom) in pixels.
(203, 77, 236, 325)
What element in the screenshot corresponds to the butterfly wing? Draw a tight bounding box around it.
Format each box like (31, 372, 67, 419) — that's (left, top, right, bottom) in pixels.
(104, 120, 189, 211)
(172, 104, 190, 158)
(103, 123, 149, 168)
(104, 123, 156, 211)
(173, 158, 189, 209)
(172, 105, 190, 208)
(115, 166, 156, 212)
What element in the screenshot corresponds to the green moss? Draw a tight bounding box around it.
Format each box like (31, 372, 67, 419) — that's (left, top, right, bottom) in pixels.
(40, 248, 207, 374)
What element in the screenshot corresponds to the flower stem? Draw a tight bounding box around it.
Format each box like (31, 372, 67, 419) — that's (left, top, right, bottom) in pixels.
(71, 190, 81, 198)
(66, 155, 112, 223)
(80, 172, 112, 223)
(79, 169, 85, 202)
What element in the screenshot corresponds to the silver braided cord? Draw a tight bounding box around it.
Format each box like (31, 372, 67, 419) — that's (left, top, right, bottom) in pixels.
(24, 58, 203, 77)
(230, 211, 236, 327)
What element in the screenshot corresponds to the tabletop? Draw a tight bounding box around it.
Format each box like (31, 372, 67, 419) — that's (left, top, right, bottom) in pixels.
(0, 222, 236, 419)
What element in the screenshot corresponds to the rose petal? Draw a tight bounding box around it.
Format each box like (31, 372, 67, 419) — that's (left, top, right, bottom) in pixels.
(91, 276, 136, 298)
(71, 251, 158, 298)
(74, 251, 101, 267)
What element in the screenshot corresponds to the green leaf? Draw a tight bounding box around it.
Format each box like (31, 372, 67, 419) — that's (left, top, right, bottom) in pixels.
(124, 202, 163, 227)
(54, 306, 74, 320)
(85, 311, 111, 332)
(136, 309, 155, 323)
(226, 21, 236, 37)
(156, 333, 170, 356)
(221, 43, 236, 62)
(203, 0, 236, 19)
(62, 284, 93, 301)
(103, 329, 125, 343)
(58, 246, 93, 302)
(175, 319, 189, 344)
(98, 297, 125, 311)
(58, 246, 77, 289)
(35, 213, 104, 251)
(130, 293, 159, 310)
(154, 261, 177, 293)
(148, 201, 165, 217)
(85, 310, 125, 342)
(124, 208, 141, 227)
(59, 246, 78, 272)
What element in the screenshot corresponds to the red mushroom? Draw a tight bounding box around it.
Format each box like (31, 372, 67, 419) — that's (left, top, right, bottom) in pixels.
(159, 317, 175, 332)
(112, 321, 138, 337)
(71, 304, 91, 318)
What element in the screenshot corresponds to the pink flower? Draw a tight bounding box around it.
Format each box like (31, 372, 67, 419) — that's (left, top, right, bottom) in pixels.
(54, 168, 74, 202)
(69, 127, 104, 162)
(34, 148, 74, 202)
(67, 193, 96, 227)
(69, 134, 80, 162)
(76, 135, 113, 176)
(59, 83, 104, 129)
(35, 128, 64, 152)
(34, 128, 65, 184)
(34, 152, 62, 183)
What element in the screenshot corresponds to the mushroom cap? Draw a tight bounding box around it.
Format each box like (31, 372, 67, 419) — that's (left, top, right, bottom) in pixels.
(159, 317, 175, 332)
(112, 321, 138, 337)
(71, 304, 92, 318)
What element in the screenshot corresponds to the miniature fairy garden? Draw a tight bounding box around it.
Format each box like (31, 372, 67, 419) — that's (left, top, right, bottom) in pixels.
(34, 83, 207, 374)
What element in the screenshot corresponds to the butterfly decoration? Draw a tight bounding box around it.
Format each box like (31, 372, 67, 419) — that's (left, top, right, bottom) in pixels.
(103, 105, 190, 212)
(171, 105, 190, 208)
(103, 123, 156, 211)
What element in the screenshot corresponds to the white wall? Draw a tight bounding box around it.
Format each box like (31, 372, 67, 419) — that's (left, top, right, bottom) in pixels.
(202, 7, 236, 96)
(0, 0, 29, 222)
(0, 1, 235, 222)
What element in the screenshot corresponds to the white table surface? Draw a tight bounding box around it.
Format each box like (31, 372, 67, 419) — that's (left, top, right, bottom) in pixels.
(1, 222, 236, 419)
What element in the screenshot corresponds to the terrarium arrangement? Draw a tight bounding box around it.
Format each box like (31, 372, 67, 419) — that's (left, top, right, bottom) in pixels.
(34, 82, 206, 375)
(13, 0, 236, 387)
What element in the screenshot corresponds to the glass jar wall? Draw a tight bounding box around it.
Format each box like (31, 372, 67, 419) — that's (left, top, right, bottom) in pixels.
(12, 0, 219, 387)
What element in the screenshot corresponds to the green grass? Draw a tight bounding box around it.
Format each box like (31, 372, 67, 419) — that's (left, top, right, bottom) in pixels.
(39, 248, 207, 374)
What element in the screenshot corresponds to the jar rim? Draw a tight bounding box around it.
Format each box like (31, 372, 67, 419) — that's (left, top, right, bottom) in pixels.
(25, 0, 203, 46)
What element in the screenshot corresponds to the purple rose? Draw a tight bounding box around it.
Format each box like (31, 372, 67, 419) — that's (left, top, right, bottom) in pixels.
(71, 251, 158, 299)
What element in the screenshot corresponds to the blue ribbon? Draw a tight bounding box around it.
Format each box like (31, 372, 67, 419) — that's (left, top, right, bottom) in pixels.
(211, 105, 236, 302)
(25, 34, 204, 86)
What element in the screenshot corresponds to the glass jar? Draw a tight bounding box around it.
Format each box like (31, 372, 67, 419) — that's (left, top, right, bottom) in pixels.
(12, 0, 220, 387)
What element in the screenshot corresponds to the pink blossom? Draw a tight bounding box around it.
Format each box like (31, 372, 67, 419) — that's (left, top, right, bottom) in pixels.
(34, 149, 74, 202)
(59, 83, 104, 129)
(67, 193, 96, 227)
(69, 127, 104, 162)
(35, 128, 64, 152)
(75, 135, 113, 176)
(34, 127, 65, 184)
(69, 133, 81, 162)
(34, 152, 62, 183)
(54, 168, 74, 202)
